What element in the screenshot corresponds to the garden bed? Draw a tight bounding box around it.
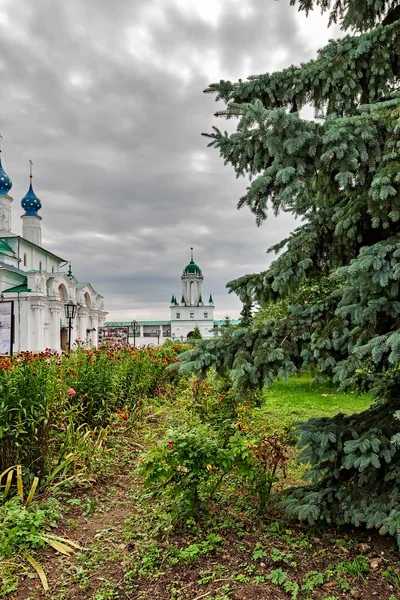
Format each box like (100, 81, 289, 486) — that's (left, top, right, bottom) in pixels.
(1, 349, 399, 599)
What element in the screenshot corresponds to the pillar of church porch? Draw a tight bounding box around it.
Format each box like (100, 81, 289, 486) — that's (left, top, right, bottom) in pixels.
(50, 307, 62, 352)
(31, 304, 43, 352)
(77, 311, 87, 343)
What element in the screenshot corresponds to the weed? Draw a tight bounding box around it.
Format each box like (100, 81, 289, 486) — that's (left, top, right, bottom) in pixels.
(252, 542, 267, 560)
(270, 547, 297, 567)
(172, 533, 223, 564)
(337, 554, 369, 579)
(301, 570, 324, 592)
(382, 565, 400, 590)
(266, 568, 300, 599)
(91, 579, 120, 600)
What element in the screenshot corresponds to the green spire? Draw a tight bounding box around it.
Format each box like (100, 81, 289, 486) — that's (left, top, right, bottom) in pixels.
(199, 294, 203, 304)
(67, 261, 73, 279)
(209, 294, 213, 304)
(170, 294, 175, 304)
(181, 294, 185, 304)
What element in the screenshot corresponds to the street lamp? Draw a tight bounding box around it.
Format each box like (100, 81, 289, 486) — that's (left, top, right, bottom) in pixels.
(152, 329, 161, 345)
(171, 333, 176, 341)
(64, 302, 77, 352)
(131, 319, 137, 346)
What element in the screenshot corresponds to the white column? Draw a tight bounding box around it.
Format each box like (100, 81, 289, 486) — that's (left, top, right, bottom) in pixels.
(77, 311, 87, 343)
(31, 305, 43, 351)
(50, 308, 62, 352)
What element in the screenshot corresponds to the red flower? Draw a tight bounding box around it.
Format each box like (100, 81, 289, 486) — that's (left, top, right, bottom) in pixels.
(67, 387, 77, 396)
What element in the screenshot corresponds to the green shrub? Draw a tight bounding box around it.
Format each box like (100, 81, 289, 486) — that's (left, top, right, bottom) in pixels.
(0, 353, 61, 474)
(138, 424, 229, 521)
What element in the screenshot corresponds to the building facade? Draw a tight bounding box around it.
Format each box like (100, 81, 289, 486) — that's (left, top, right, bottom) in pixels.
(103, 250, 238, 345)
(0, 149, 107, 354)
(169, 248, 215, 340)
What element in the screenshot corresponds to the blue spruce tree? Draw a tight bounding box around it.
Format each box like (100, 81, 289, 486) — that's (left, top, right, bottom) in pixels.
(180, 1, 400, 541)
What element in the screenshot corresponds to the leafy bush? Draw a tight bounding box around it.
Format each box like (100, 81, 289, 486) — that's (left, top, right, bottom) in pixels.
(0, 343, 183, 480)
(0, 495, 60, 557)
(0, 353, 62, 474)
(139, 424, 226, 521)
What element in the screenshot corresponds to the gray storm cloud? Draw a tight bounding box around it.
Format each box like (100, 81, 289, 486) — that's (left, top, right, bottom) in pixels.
(0, 0, 337, 319)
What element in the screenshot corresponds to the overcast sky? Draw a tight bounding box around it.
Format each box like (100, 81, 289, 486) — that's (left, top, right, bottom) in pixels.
(0, 0, 339, 321)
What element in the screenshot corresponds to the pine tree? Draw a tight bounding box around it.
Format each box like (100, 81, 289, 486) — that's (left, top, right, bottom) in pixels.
(240, 300, 253, 327)
(180, 1, 400, 540)
(191, 326, 203, 340)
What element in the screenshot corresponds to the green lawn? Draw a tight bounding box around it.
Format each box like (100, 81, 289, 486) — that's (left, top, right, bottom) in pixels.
(262, 374, 372, 423)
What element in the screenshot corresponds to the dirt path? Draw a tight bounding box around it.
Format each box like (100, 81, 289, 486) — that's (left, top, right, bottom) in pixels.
(6, 426, 400, 600)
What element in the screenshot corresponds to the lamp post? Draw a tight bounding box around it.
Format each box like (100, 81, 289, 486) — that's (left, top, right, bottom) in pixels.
(172, 333, 176, 341)
(131, 319, 137, 346)
(64, 302, 77, 352)
(152, 329, 161, 345)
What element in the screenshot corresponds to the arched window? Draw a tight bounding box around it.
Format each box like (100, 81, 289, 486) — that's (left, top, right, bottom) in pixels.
(58, 284, 68, 301)
(23, 253, 27, 267)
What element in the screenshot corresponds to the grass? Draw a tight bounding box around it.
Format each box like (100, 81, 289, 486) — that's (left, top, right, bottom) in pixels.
(262, 375, 371, 421)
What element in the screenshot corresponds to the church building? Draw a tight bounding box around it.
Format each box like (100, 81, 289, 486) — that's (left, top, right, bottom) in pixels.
(169, 248, 215, 340)
(103, 249, 222, 345)
(0, 146, 107, 354)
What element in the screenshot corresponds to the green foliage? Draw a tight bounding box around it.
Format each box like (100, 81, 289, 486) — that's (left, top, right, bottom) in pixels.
(0, 353, 61, 474)
(0, 495, 60, 557)
(138, 424, 228, 521)
(288, 0, 400, 32)
(266, 568, 300, 599)
(240, 301, 253, 327)
(179, 0, 400, 540)
(191, 326, 202, 340)
(0, 343, 183, 482)
(171, 533, 223, 563)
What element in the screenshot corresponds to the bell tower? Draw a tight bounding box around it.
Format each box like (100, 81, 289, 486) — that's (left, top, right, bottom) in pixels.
(181, 247, 203, 306)
(170, 248, 215, 340)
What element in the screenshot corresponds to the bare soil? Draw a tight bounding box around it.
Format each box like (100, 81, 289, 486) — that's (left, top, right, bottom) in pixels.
(6, 432, 400, 600)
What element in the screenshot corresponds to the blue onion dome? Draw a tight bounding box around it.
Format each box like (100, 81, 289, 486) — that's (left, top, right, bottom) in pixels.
(21, 183, 42, 216)
(0, 153, 12, 195)
(22, 162, 42, 216)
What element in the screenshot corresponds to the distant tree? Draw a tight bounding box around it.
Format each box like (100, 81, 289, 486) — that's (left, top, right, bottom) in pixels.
(191, 326, 202, 340)
(179, 0, 400, 541)
(222, 315, 232, 328)
(239, 301, 253, 327)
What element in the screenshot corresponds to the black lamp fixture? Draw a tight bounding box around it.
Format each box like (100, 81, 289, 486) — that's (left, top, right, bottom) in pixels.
(64, 301, 77, 351)
(131, 319, 137, 346)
